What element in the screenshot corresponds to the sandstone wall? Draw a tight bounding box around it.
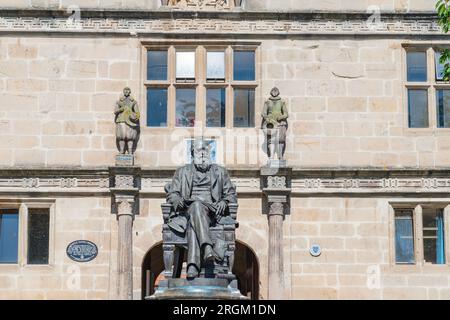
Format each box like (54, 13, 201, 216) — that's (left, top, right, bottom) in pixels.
(1, 36, 448, 169)
(290, 197, 450, 300)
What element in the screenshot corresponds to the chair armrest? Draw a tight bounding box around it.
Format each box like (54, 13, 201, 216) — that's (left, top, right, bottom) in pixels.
(228, 203, 238, 221)
(161, 203, 172, 223)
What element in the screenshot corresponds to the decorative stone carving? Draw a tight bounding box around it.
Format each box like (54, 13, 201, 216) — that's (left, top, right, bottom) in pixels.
(166, 0, 228, 9)
(22, 178, 39, 188)
(267, 176, 286, 189)
(115, 175, 134, 189)
(269, 202, 284, 216)
(0, 16, 442, 36)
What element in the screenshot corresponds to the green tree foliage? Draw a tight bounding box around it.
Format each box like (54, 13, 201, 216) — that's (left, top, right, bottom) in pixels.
(436, 0, 450, 81)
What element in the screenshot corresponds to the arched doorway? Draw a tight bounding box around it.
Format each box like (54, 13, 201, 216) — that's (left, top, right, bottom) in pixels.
(141, 240, 259, 300)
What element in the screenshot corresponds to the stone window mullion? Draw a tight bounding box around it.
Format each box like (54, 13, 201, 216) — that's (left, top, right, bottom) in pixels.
(427, 47, 437, 129)
(444, 205, 450, 266)
(414, 204, 424, 265)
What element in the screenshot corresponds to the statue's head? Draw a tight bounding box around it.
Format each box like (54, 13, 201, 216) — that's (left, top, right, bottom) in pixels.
(270, 87, 280, 98)
(123, 87, 131, 97)
(191, 139, 212, 171)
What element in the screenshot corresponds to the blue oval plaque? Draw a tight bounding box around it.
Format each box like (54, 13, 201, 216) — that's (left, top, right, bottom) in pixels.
(66, 240, 98, 262)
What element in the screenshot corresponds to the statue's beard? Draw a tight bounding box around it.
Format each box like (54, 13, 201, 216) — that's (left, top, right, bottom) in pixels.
(194, 162, 211, 172)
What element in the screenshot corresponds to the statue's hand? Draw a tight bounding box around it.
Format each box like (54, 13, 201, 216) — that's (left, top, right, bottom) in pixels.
(176, 198, 187, 211)
(215, 200, 227, 220)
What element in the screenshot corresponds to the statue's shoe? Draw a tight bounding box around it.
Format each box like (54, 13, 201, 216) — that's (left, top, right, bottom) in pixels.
(203, 245, 215, 262)
(187, 265, 198, 279)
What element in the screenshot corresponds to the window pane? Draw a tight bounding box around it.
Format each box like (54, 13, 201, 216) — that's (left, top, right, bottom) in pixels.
(147, 51, 167, 81)
(407, 51, 427, 82)
(0, 210, 19, 264)
(176, 52, 195, 80)
(206, 88, 226, 127)
(147, 88, 168, 127)
(437, 90, 450, 128)
(408, 89, 428, 128)
(176, 88, 196, 127)
(207, 52, 225, 80)
(435, 52, 446, 81)
(234, 51, 255, 81)
(394, 209, 415, 264)
(422, 209, 445, 264)
(234, 89, 255, 127)
(27, 209, 49, 265)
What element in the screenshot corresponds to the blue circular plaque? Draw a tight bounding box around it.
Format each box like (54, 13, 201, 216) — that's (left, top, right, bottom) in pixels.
(66, 240, 98, 262)
(310, 244, 322, 257)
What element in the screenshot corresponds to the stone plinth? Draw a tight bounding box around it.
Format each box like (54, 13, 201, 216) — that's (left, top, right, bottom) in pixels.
(147, 278, 248, 300)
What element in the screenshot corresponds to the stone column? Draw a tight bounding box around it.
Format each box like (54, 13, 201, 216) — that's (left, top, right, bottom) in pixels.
(261, 167, 291, 300)
(110, 165, 140, 300)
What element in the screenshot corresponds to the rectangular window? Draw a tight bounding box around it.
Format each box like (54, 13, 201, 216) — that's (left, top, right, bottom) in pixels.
(207, 51, 225, 81)
(147, 50, 168, 81)
(206, 88, 226, 127)
(27, 209, 49, 265)
(0, 209, 19, 264)
(394, 209, 415, 264)
(407, 51, 427, 82)
(408, 89, 428, 128)
(422, 208, 446, 264)
(147, 88, 168, 127)
(176, 88, 196, 127)
(234, 88, 255, 127)
(437, 89, 450, 128)
(234, 51, 255, 81)
(144, 45, 258, 129)
(176, 51, 196, 82)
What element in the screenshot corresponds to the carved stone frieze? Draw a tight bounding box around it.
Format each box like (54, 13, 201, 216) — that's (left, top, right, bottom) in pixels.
(0, 15, 442, 35)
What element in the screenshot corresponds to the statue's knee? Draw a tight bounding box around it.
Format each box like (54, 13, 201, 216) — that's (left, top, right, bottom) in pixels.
(188, 201, 203, 215)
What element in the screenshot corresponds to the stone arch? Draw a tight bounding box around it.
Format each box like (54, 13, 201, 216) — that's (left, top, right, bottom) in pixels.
(140, 225, 265, 300)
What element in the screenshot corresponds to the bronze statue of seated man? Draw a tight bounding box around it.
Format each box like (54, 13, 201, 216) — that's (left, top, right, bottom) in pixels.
(166, 140, 237, 279)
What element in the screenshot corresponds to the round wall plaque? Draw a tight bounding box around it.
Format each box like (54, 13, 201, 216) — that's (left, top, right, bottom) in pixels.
(309, 244, 322, 257)
(66, 240, 98, 262)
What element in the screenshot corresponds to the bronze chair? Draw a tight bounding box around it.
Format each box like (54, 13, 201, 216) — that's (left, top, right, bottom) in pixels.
(161, 182, 238, 279)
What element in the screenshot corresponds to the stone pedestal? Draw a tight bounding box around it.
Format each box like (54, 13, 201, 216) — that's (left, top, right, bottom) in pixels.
(147, 278, 247, 300)
(261, 166, 291, 300)
(110, 166, 140, 300)
(115, 154, 134, 166)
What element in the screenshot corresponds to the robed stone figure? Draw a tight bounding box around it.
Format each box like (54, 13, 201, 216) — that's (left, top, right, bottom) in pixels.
(166, 140, 237, 278)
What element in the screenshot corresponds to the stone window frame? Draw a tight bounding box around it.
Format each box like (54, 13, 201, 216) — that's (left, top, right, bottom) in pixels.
(141, 41, 261, 130)
(402, 44, 450, 132)
(389, 202, 450, 269)
(0, 200, 55, 269)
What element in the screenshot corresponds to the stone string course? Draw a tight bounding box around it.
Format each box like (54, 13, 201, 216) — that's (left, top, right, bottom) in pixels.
(0, 15, 443, 35)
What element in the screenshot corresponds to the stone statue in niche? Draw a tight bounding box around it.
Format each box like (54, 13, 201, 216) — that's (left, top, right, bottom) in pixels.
(261, 87, 289, 163)
(114, 87, 140, 155)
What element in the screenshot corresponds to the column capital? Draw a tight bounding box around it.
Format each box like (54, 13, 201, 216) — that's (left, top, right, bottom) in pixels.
(109, 165, 141, 218)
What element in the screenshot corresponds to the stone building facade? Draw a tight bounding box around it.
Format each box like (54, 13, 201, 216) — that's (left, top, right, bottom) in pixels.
(1, 0, 450, 300)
